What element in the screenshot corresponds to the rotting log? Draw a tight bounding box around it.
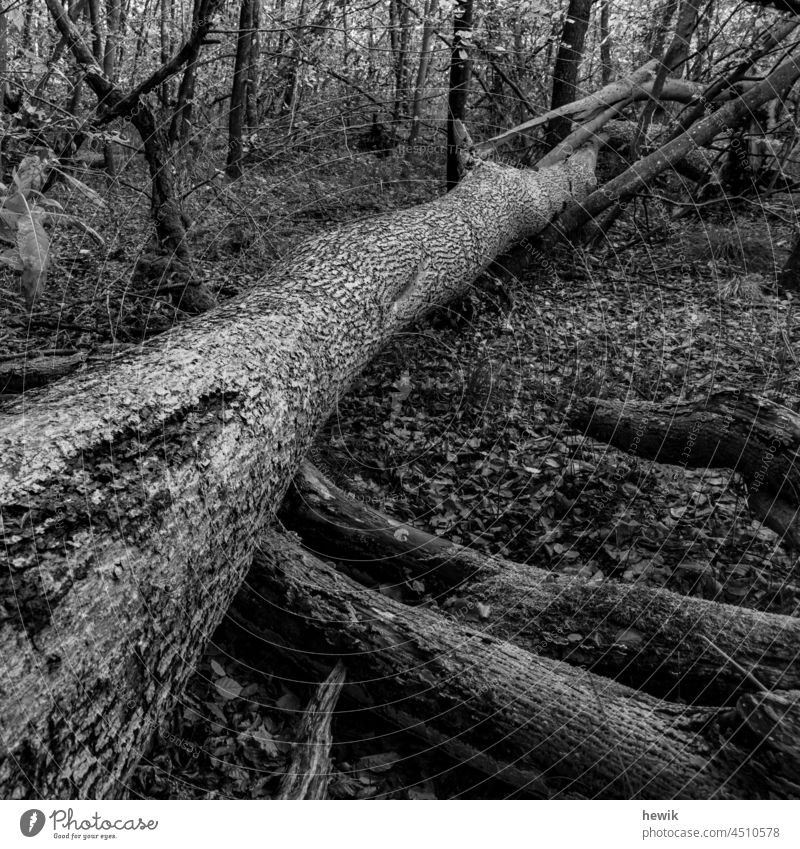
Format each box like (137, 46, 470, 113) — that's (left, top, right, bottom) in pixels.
(281, 462, 800, 702)
(568, 391, 800, 547)
(0, 145, 598, 797)
(229, 530, 800, 800)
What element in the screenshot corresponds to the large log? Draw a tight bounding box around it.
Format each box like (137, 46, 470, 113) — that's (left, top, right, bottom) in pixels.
(281, 462, 800, 702)
(230, 531, 800, 799)
(0, 148, 598, 797)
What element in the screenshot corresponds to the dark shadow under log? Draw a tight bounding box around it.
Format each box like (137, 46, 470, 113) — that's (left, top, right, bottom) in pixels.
(280, 462, 800, 703)
(230, 530, 800, 799)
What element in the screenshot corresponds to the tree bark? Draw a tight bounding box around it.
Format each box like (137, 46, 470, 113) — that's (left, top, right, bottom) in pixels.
(226, 0, 256, 179)
(0, 147, 598, 797)
(446, 0, 474, 189)
(544, 0, 594, 147)
(229, 531, 800, 799)
(568, 392, 800, 547)
(280, 462, 800, 703)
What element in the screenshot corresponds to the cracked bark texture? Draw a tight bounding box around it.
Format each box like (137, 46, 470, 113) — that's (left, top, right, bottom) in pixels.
(0, 149, 597, 797)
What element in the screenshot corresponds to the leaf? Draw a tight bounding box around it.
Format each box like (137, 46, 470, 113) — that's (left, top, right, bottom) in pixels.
(56, 170, 108, 208)
(210, 659, 226, 677)
(16, 208, 49, 310)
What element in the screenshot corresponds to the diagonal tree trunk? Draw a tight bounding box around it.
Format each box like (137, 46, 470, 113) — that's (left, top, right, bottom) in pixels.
(0, 147, 598, 798)
(544, 0, 594, 147)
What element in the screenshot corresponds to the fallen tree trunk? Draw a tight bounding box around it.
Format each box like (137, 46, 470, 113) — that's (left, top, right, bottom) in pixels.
(230, 530, 800, 799)
(0, 147, 597, 797)
(281, 462, 800, 702)
(568, 391, 800, 547)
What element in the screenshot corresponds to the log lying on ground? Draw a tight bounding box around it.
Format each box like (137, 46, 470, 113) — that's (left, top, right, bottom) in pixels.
(230, 530, 800, 799)
(568, 391, 800, 547)
(276, 661, 346, 800)
(0, 146, 598, 797)
(281, 462, 800, 701)
(551, 48, 800, 238)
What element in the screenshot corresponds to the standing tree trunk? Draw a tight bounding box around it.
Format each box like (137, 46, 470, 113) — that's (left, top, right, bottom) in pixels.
(0, 145, 598, 797)
(446, 0, 475, 189)
(226, 0, 256, 178)
(87, 0, 103, 63)
(169, 0, 206, 145)
(552, 47, 800, 237)
(544, 0, 594, 147)
(408, 0, 438, 145)
(230, 532, 800, 799)
(390, 0, 412, 129)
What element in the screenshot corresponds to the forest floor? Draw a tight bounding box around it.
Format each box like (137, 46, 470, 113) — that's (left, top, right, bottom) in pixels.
(2, 142, 799, 799)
